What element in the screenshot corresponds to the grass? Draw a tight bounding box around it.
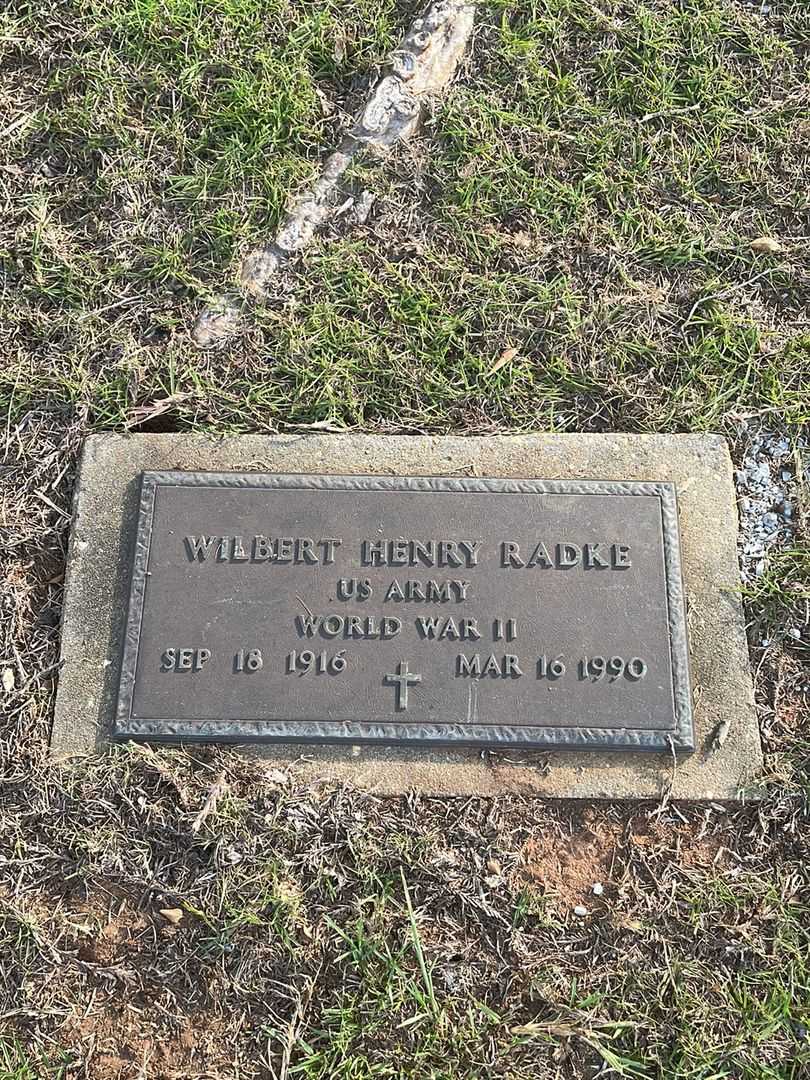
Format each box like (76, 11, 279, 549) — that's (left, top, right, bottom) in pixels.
(1, 0, 808, 433)
(0, 1040, 72, 1079)
(0, 0, 808, 1076)
(2, 739, 809, 1077)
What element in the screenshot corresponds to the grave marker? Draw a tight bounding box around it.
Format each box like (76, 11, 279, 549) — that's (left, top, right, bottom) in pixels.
(114, 472, 693, 751)
(51, 434, 762, 799)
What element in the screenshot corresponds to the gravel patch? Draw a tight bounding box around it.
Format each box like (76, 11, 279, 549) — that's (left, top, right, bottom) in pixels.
(735, 427, 806, 584)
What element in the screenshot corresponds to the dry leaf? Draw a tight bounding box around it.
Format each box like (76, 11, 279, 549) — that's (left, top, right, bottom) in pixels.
(2, 668, 15, 693)
(159, 907, 184, 925)
(486, 857, 502, 875)
(750, 236, 782, 254)
(486, 346, 518, 376)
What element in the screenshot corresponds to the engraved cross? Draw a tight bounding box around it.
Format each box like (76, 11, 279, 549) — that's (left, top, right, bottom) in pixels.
(384, 661, 422, 712)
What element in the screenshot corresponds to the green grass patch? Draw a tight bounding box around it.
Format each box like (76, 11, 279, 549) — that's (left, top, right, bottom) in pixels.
(1, 0, 807, 434)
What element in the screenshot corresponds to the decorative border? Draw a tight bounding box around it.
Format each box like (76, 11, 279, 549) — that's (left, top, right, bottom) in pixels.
(114, 472, 694, 753)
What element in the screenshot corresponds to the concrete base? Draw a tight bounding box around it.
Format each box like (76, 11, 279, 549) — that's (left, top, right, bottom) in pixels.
(51, 434, 762, 799)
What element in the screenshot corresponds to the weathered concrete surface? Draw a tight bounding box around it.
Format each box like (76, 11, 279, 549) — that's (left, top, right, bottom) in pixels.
(51, 434, 763, 799)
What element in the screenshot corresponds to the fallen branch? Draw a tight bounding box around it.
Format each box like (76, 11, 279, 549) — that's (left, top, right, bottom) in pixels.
(191, 0, 475, 347)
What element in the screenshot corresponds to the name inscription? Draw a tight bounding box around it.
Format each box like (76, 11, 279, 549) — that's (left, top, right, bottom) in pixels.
(114, 473, 694, 752)
(184, 534, 632, 571)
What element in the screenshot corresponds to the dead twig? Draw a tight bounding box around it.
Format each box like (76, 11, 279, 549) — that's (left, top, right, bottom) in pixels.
(191, 770, 228, 833)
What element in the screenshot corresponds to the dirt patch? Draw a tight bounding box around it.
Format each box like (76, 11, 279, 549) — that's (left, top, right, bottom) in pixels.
(72, 909, 151, 966)
(518, 810, 732, 911)
(61, 1006, 235, 1080)
(519, 813, 622, 909)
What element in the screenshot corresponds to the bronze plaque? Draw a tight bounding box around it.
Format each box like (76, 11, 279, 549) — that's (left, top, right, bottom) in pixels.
(114, 473, 694, 752)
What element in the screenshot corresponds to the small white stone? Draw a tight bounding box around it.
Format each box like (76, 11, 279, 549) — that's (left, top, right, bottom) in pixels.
(573, 905, 589, 917)
(788, 628, 802, 641)
(592, 882, 604, 896)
